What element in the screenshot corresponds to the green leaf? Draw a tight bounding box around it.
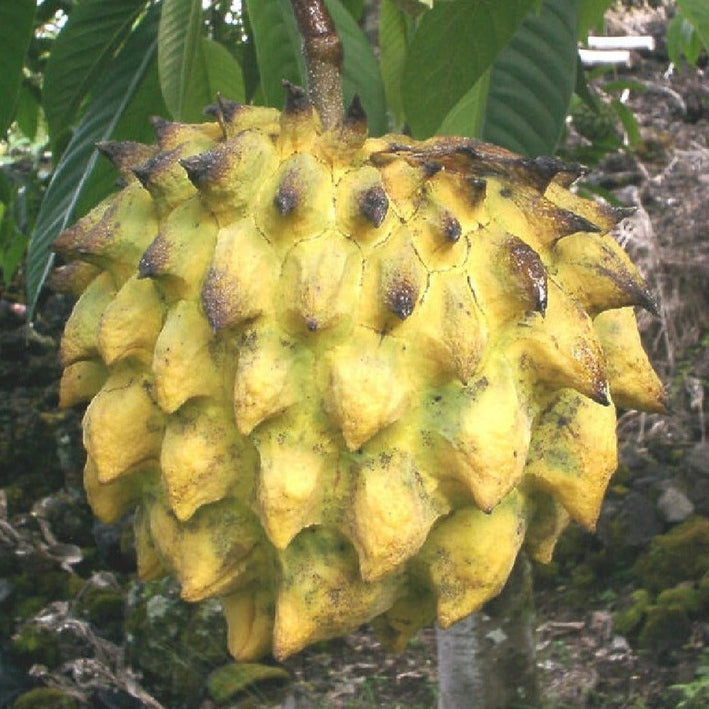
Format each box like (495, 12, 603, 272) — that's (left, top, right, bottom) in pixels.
(245, 0, 305, 108)
(0, 0, 35, 138)
(15, 83, 40, 142)
(42, 0, 147, 142)
(436, 69, 490, 138)
(402, 0, 538, 138)
(325, 0, 387, 135)
(1, 220, 29, 291)
(339, 0, 365, 21)
(677, 0, 709, 51)
(481, 0, 581, 156)
(612, 99, 641, 148)
(27, 9, 160, 317)
(667, 13, 704, 66)
(379, 0, 411, 128)
(577, 0, 614, 38)
(201, 38, 246, 104)
(158, 0, 207, 121)
(0, 170, 11, 205)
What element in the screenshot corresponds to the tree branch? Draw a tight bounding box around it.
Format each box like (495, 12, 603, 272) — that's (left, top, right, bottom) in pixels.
(290, 0, 344, 130)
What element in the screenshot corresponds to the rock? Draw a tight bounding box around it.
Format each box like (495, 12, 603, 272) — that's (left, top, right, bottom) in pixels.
(682, 442, 709, 515)
(657, 484, 695, 523)
(597, 491, 664, 550)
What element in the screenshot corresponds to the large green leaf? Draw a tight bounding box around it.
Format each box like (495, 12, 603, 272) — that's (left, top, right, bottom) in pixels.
(379, 0, 411, 129)
(201, 38, 246, 104)
(27, 10, 160, 316)
(677, 0, 709, 49)
(436, 69, 491, 138)
(245, 0, 305, 108)
(401, 0, 538, 138)
(481, 0, 581, 156)
(577, 0, 614, 37)
(0, 0, 36, 138)
(158, 0, 207, 121)
(325, 0, 387, 135)
(42, 0, 147, 142)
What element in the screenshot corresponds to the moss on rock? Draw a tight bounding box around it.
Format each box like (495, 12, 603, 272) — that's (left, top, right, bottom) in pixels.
(633, 516, 709, 593)
(613, 588, 652, 637)
(637, 604, 692, 655)
(11, 688, 79, 709)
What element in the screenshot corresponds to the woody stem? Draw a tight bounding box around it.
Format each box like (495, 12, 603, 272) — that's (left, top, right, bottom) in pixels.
(289, 0, 344, 130)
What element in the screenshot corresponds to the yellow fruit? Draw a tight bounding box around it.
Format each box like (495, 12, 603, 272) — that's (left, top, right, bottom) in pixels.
(54, 87, 664, 660)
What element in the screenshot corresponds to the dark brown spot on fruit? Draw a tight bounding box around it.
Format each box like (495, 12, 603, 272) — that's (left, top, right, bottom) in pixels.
(386, 277, 417, 320)
(358, 185, 389, 227)
(201, 268, 229, 331)
(442, 212, 462, 242)
(274, 171, 300, 215)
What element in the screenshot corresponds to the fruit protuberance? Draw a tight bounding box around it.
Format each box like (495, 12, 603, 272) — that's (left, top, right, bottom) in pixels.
(54, 88, 665, 660)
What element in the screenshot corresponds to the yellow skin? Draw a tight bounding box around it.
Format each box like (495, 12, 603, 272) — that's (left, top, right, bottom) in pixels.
(55, 91, 665, 660)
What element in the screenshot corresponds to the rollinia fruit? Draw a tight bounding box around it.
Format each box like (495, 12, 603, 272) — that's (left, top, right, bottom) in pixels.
(53, 85, 665, 661)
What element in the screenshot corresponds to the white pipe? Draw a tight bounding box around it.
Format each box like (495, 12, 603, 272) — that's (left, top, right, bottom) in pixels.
(579, 48, 632, 66)
(586, 35, 656, 51)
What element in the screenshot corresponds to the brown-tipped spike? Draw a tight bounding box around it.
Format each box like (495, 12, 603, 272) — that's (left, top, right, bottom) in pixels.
(282, 80, 311, 115)
(593, 380, 611, 407)
(528, 156, 587, 190)
(610, 205, 638, 224)
(555, 209, 602, 239)
(131, 149, 180, 189)
(345, 94, 367, 127)
(150, 115, 171, 141)
(138, 235, 168, 280)
(180, 152, 219, 189)
(358, 185, 389, 228)
(216, 95, 243, 124)
(204, 95, 242, 122)
(96, 141, 155, 180)
(506, 237, 548, 315)
(204, 95, 239, 138)
(642, 291, 660, 318)
(48, 262, 102, 296)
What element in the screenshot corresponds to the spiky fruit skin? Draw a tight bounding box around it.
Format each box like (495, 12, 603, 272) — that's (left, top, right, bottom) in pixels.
(54, 94, 665, 661)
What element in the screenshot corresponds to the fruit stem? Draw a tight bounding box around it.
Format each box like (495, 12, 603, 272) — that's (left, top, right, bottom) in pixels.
(290, 0, 344, 130)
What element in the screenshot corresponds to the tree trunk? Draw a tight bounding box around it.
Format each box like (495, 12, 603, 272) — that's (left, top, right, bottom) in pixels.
(436, 554, 539, 709)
